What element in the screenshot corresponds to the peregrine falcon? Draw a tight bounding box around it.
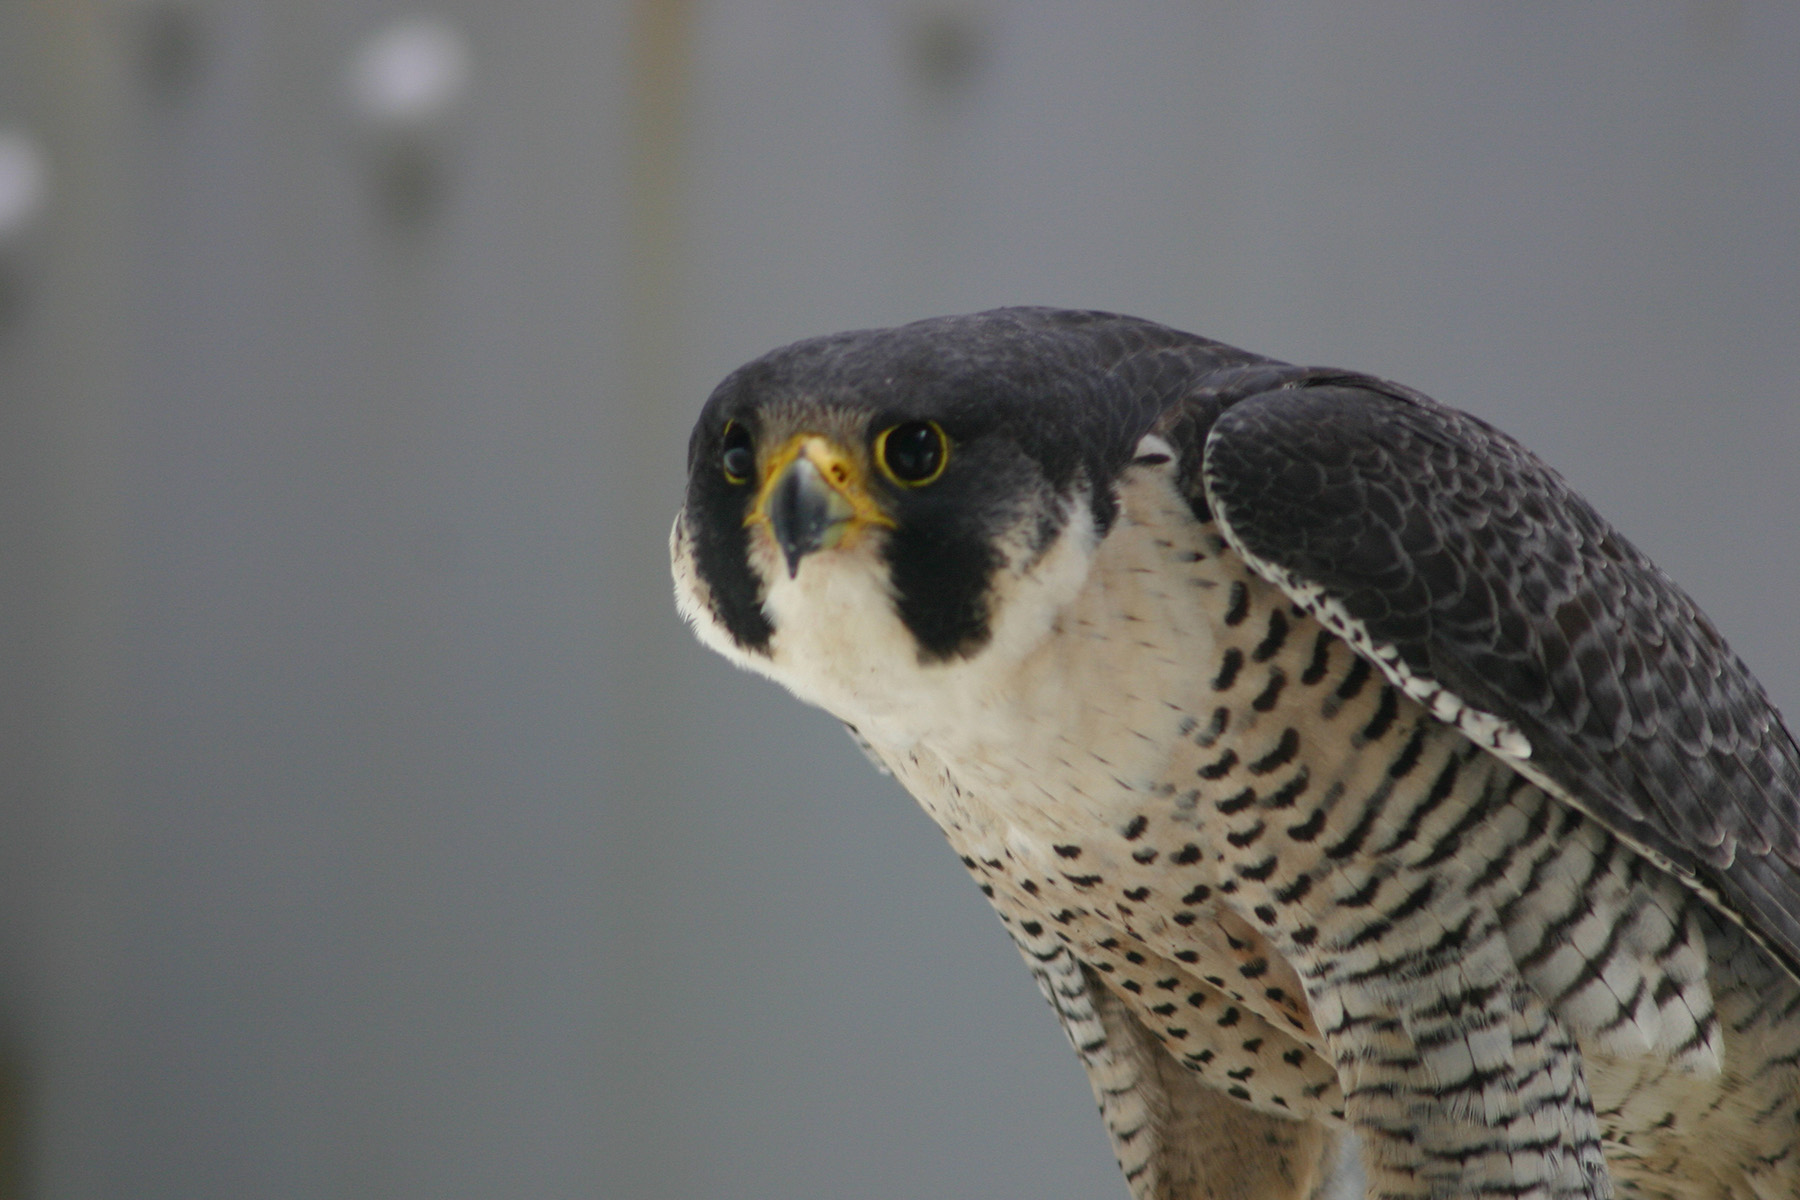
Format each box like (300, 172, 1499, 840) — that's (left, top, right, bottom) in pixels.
(670, 308, 1800, 1200)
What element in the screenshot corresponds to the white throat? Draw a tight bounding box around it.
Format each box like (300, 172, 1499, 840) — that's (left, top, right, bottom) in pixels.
(677, 451, 1224, 809)
(754, 492, 1102, 757)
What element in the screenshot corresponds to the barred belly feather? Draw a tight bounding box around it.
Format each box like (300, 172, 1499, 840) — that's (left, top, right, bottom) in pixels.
(673, 309, 1800, 1200)
(870, 463, 1798, 1200)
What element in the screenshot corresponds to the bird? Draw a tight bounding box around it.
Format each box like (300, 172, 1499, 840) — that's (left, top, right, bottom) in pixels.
(669, 307, 1800, 1200)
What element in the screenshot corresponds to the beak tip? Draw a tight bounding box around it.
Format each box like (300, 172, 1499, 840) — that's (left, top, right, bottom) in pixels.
(759, 440, 876, 579)
(768, 456, 835, 576)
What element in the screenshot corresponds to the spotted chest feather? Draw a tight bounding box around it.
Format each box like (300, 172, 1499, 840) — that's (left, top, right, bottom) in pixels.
(674, 310, 1800, 1200)
(872, 460, 1799, 1200)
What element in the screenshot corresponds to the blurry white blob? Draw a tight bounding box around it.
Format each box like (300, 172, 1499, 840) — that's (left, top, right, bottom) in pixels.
(0, 130, 49, 246)
(344, 15, 472, 138)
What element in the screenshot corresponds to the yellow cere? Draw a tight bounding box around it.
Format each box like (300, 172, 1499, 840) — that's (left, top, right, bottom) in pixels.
(744, 433, 898, 539)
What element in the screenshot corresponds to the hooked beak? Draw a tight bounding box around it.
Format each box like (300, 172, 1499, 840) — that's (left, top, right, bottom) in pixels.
(767, 454, 846, 576)
(748, 435, 893, 577)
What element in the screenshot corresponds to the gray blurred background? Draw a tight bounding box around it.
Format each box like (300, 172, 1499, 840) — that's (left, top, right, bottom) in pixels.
(0, 2, 1796, 1197)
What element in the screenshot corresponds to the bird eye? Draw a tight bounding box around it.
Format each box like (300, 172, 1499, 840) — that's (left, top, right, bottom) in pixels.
(720, 421, 754, 484)
(875, 420, 949, 486)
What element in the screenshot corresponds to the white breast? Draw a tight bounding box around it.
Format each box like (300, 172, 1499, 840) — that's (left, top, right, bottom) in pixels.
(758, 461, 1224, 861)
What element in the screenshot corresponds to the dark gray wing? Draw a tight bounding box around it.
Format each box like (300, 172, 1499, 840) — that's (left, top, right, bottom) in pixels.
(1196, 377, 1800, 977)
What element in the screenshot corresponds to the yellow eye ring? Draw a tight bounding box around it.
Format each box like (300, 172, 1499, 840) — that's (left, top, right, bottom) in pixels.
(720, 420, 754, 485)
(873, 420, 950, 487)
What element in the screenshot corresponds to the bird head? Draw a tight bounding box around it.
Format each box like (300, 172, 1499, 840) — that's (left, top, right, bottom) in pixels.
(670, 307, 1255, 728)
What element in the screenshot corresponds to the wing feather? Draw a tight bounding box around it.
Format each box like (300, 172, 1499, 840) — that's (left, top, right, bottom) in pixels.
(1194, 379, 1800, 977)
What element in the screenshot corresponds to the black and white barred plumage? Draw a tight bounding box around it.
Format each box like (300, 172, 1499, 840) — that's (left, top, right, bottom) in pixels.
(673, 308, 1800, 1199)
